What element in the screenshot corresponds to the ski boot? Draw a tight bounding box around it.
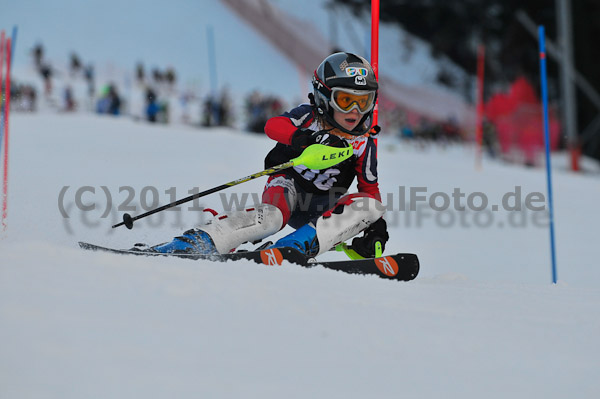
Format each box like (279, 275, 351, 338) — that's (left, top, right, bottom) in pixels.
(270, 223, 319, 258)
(145, 204, 283, 255)
(148, 229, 218, 255)
(271, 194, 385, 258)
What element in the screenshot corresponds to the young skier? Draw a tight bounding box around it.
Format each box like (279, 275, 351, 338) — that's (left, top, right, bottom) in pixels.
(149, 52, 389, 258)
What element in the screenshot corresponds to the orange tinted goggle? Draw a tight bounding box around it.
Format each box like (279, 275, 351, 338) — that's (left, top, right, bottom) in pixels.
(331, 88, 376, 114)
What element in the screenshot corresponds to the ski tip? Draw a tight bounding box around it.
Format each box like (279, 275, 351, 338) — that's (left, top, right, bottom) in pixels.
(372, 253, 419, 281)
(78, 241, 94, 250)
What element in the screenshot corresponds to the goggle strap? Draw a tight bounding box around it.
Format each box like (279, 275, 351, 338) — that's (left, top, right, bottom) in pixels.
(313, 71, 331, 98)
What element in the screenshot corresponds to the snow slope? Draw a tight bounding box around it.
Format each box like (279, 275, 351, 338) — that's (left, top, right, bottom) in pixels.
(1, 113, 599, 398)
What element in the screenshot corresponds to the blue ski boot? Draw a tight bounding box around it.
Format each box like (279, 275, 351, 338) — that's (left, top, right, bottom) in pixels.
(149, 229, 218, 255)
(270, 223, 319, 258)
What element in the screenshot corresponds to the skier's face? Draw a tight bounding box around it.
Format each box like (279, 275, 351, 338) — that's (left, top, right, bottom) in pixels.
(333, 108, 361, 131)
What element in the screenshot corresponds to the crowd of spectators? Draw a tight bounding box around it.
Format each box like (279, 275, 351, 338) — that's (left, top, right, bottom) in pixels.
(245, 91, 285, 133)
(3, 82, 37, 112)
(9, 42, 505, 160)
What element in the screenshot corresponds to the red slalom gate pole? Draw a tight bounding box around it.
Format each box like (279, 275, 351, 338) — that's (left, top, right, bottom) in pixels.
(2, 38, 11, 231)
(475, 44, 485, 170)
(0, 31, 4, 156)
(371, 0, 379, 141)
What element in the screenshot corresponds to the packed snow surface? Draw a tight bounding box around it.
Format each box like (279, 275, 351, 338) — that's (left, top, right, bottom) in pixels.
(1, 113, 599, 398)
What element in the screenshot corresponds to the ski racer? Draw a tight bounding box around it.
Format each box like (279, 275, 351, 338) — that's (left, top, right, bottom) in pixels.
(149, 52, 389, 259)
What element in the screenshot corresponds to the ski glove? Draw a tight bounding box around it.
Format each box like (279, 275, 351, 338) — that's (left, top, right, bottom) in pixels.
(351, 217, 389, 258)
(290, 128, 345, 150)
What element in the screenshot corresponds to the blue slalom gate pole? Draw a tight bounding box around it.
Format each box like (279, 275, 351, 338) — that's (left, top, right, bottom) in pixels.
(538, 26, 558, 284)
(207, 25, 218, 96)
(10, 26, 17, 66)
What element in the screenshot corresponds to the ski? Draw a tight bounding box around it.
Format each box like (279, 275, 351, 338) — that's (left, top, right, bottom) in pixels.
(78, 242, 419, 281)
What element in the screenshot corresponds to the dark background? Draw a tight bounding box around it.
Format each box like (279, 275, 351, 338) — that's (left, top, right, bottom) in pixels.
(330, 0, 600, 160)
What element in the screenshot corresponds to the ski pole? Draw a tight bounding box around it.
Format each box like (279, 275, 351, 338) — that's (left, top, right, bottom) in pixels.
(113, 143, 353, 229)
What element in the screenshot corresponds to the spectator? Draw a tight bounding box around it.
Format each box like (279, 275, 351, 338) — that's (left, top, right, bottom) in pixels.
(146, 87, 159, 122)
(152, 68, 163, 85)
(32, 43, 44, 70)
(107, 85, 121, 115)
(63, 86, 76, 111)
(136, 63, 145, 85)
(202, 94, 220, 127)
(165, 67, 176, 87)
(97, 83, 121, 115)
(70, 53, 82, 77)
(84, 64, 95, 99)
(218, 88, 233, 127)
(39, 64, 53, 96)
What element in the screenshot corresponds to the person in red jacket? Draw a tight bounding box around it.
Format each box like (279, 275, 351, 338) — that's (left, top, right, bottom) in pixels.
(151, 52, 389, 258)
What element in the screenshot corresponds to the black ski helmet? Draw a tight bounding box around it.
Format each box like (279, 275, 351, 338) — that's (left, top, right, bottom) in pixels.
(312, 52, 378, 135)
